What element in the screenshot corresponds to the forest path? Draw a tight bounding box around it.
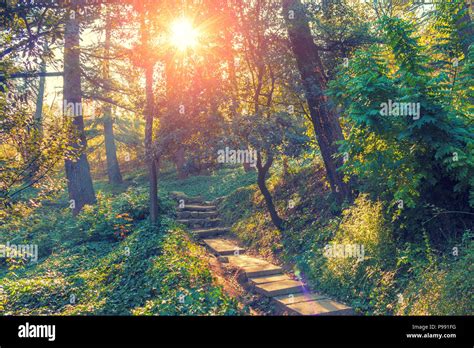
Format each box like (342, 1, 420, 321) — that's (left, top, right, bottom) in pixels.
(174, 194, 355, 316)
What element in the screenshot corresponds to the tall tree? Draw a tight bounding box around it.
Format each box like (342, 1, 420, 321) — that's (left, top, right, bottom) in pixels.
(34, 53, 46, 138)
(27, 48, 46, 178)
(222, 2, 254, 173)
(63, 8, 96, 214)
(282, 0, 350, 204)
(138, 5, 159, 224)
(231, 0, 310, 231)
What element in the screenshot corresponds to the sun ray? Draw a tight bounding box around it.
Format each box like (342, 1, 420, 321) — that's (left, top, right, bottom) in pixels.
(170, 18, 199, 51)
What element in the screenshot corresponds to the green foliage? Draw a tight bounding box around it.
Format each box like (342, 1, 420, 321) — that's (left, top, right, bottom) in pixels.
(0, 185, 154, 264)
(159, 167, 257, 201)
(0, 223, 241, 315)
(311, 195, 397, 314)
(237, 111, 310, 159)
(131, 229, 241, 315)
(431, 0, 473, 61)
(0, 87, 73, 220)
(1, 0, 472, 319)
(218, 163, 473, 315)
(0, 180, 242, 315)
(218, 185, 256, 225)
(328, 14, 474, 245)
(396, 231, 473, 315)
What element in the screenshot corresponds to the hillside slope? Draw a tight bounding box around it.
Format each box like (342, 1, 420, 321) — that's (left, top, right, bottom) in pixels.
(0, 174, 243, 315)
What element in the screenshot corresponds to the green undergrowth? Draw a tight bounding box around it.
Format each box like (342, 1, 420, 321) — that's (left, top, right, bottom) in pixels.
(0, 176, 242, 315)
(217, 160, 473, 315)
(159, 167, 256, 201)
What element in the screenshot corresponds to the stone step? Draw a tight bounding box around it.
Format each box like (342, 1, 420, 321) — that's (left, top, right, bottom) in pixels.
(254, 279, 305, 297)
(202, 238, 245, 256)
(177, 211, 219, 219)
(177, 218, 222, 228)
(169, 193, 207, 205)
(277, 297, 354, 316)
(174, 192, 355, 316)
(274, 292, 328, 306)
(179, 205, 217, 212)
(226, 255, 283, 278)
(248, 274, 293, 286)
(178, 198, 204, 204)
(191, 227, 230, 238)
(178, 199, 214, 206)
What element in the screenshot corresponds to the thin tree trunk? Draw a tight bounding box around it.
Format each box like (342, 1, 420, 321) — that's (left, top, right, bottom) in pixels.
(28, 54, 46, 177)
(64, 9, 96, 215)
(145, 64, 158, 224)
(103, 113, 122, 184)
(242, 161, 255, 172)
(282, 0, 350, 204)
(141, 11, 159, 225)
(224, 14, 239, 119)
(34, 57, 45, 137)
(103, 9, 122, 185)
(256, 152, 284, 230)
(282, 156, 289, 180)
(175, 146, 187, 179)
(223, 15, 253, 173)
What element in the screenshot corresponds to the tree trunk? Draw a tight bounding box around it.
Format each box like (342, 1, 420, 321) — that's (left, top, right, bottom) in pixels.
(34, 56, 45, 137)
(141, 11, 159, 225)
(102, 10, 122, 185)
(175, 146, 187, 179)
(242, 161, 255, 172)
(223, 15, 253, 174)
(63, 9, 96, 215)
(282, 155, 289, 180)
(103, 112, 122, 184)
(256, 152, 284, 230)
(27, 54, 46, 178)
(282, 0, 350, 204)
(145, 65, 158, 224)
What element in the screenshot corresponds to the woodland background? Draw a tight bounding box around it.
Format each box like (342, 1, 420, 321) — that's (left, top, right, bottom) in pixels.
(0, 0, 472, 315)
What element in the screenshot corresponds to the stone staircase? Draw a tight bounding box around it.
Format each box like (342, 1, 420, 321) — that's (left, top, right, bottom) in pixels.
(173, 193, 354, 316)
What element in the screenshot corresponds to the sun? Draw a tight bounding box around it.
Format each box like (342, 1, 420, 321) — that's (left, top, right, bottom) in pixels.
(170, 18, 199, 51)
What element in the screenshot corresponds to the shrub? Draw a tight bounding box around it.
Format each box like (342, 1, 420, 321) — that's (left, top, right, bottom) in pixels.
(396, 232, 473, 315)
(307, 195, 397, 314)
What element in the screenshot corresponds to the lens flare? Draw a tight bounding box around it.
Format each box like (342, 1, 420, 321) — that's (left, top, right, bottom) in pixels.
(170, 18, 199, 51)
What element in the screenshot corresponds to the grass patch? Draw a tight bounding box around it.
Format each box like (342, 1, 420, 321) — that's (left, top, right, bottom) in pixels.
(159, 167, 256, 201)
